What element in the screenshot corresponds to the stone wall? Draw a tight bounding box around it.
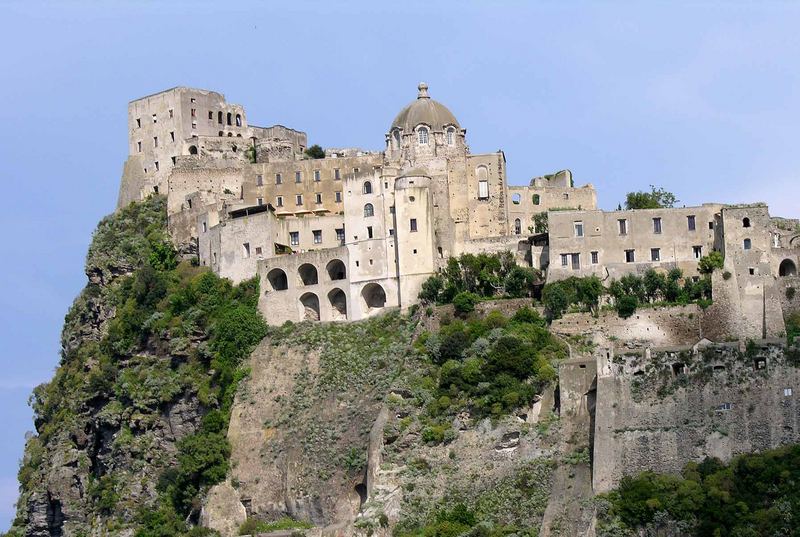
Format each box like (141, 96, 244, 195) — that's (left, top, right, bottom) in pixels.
(592, 341, 800, 492)
(551, 305, 705, 347)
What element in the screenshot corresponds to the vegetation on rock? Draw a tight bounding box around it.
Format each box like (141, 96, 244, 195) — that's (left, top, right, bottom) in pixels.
(11, 196, 266, 536)
(598, 444, 800, 536)
(419, 252, 541, 304)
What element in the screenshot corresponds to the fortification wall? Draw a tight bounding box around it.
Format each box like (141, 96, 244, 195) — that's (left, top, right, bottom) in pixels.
(592, 342, 800, 492)
(551, 305, 705, 347)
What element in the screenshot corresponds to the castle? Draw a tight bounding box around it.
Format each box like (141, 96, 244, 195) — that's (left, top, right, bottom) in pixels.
(118, 85, 800, 332)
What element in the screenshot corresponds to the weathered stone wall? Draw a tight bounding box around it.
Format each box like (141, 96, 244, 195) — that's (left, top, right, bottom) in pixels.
(547, 205, 721, 282)
(551, 305, 705, 347)
(592, 341, 800, 492)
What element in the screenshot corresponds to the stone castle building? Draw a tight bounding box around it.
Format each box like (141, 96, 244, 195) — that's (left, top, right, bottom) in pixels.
(118, 85, 799, 329)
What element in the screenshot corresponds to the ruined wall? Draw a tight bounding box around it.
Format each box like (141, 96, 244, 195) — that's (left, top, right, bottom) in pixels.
(507, 183, 597, 235)
(592, 341, 800, 492)
(551, 305, 706, 347)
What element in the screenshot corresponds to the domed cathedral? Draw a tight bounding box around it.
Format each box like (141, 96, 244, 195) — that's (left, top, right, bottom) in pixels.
(384, 83, 512, 265)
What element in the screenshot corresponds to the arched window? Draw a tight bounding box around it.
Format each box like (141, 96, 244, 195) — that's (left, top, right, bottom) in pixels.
(476, 166, 489, 200)
(532, 194, 541, 205)
(363, 181, 373, 194)
(364, 203, 374, 217)
(227, 132, 233, 137)
(217, 111, 223, 124)
(446, 127, 455, 145)
(743, 217, 751, 228)
(326, 259, 347, 281)
(226, 112, 232, 126)
(743, 238, 752, 250)
(218, 131, 224, 137)
(188, 145, 198, 155)
(514, 218, 521, 235)
(417, 127, 429, 145)
(235, 114, 242, 127)
(512, 193, 521, 204)
(392, 129, 401, 149)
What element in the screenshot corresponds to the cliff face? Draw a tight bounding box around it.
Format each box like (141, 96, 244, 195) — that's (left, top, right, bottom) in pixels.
(9, 197, 265, 536)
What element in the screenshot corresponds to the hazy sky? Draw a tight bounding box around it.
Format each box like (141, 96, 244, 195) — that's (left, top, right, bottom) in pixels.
(1, 0, 798, 528)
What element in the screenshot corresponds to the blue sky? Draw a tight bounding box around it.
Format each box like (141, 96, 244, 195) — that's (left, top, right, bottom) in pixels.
(1, 0, 798, 528)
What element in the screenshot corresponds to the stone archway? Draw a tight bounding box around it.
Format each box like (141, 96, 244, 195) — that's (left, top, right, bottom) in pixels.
(265, 268, 288, 291)
(328, 288, 347, 321)
(299, 292, 320, 321)
(298, 263, 319, 286)
(326, 259, 347, 281)
(361, 283, 386, 312)
(779, 258, 797, 277)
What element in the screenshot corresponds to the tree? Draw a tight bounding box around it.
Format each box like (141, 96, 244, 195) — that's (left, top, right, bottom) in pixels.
(504, 266, 537, 298)
(452, 291, 479, 317)
(698, 251, 724, 274)
(542, 283, 570, 321)
(531, 212, 548, 233)
(304, 144, 325, 159)
(616, 295, 638, 318)
(624, 185, 678, 210)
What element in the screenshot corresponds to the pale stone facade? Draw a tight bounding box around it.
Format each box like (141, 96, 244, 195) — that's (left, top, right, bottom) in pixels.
(120, 84, 596, 324)
(117, 84, 798, 329)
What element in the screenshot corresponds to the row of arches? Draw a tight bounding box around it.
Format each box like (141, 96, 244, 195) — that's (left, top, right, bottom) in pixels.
(217, 111, 242, 127)
(297, 283, 387, 322)
(265, 259, 347, 291)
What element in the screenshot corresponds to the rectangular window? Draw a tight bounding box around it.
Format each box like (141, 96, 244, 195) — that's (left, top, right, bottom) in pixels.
(290, 232, 299, 246)
(202, 222, 207, 233)
(242, 242, 250, 258)
(208, 111, 213, 120)
(136, 118, 141, 128)
(561, 254, 569, 267)
(187, 198, 192, 209)
(651, 248, 660, 261)
(687, 215, 696, 231)
(190, 109, 196, 118)
(618, 219, 628, 235)
(336, 228, 345, 244)
(257, 197, 264, 206)
(367, 226, 374, 239)
(314, 170, 321, 182)
(410, 218, 418, 232)
(153, 136, 158, 148)
(478, 180, 489, 200)
(171, 156, 176, 165)
(591, 251, 599, 264)
(152, 113, 158, 123)
(653, 217, 662, 234)
(390, 205, 395, 214)
(154, 161, 159, 171)
(256, 174, 263, 186)
(255, 246, 262, 256)
(315, 193, 322, 204)
(353, 167, 360, 174)
(785, 388, 793, 397)
(276, 196, 283, 207)
(625, 249, 635, 263)
(137, 141, 142, 153)
(389, 228, 394, 236)
(693, 246, 702, 259)
(295, 171, 302, 183)
(295, 194, 303, 206)
(574, 221, 584, 237)
(335, 191, 342, 202)
(571, 253, 580, 270)
(313, 230, 322, 244)
(334, 168, 341, 180)
(169, 109, 174, 119)
(708, 221, 714, 230)
(276, 173, 282, 184)
(170, 131, 175, 142)
(191, 121, 197, 129)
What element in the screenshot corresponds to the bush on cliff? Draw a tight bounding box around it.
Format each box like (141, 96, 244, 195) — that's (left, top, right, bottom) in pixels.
(599, 444, 800, 536)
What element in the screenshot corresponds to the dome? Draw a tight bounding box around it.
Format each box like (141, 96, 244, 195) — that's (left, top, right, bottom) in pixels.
(390, 83, 460, 133)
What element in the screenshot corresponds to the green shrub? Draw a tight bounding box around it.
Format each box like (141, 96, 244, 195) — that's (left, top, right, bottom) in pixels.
(452, 292, 479, 317)
(304, 144, 325, 159)
(239, 517, 312, 535)
(697, 251, 724, 274)
(616, 295, 638, 318)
